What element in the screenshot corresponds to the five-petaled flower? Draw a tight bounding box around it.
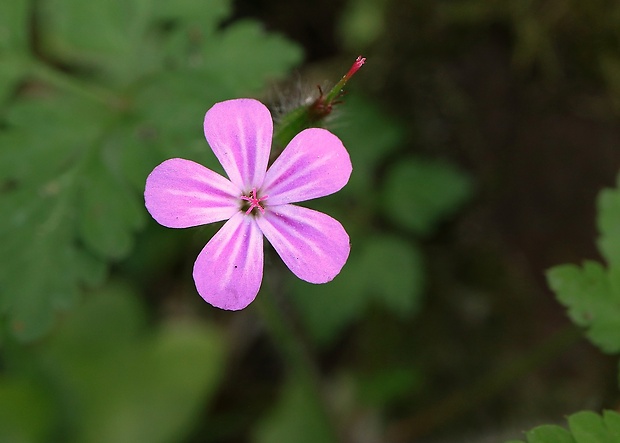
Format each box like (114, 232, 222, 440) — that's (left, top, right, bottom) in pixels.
(144, 98, 352, 310)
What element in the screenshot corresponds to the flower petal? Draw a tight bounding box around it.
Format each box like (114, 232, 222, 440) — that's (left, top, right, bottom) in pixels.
(145, 158, 240, 228)
(256, 204, 350, 284)
(203, 98, 272, 191)
(261, 128, 352, 205)
(193, 212, 264, 310)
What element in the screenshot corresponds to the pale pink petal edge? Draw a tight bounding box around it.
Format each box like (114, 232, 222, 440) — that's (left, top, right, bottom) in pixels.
(256, 204, 350, 284)
(193, 212, 264, 310)
(203, 99, 272, 191)
(145, 158, 240, 228)
(262, 128, 352, 206)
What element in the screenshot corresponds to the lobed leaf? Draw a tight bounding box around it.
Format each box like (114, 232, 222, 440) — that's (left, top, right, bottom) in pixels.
(547, 262, 620, 354)
(525, 425, 575, 443)
(199, 21, 304, 94)
(40, 0, 153, 82)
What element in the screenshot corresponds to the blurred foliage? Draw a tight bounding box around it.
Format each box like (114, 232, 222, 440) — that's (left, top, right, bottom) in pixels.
(506, 410, 620, 443)
(2, 0, 620, 441)
(253, 377, 334, 443)
(0, 283, 224, 442)
(0, 0, 302, 340)
(287, 95, 468, 346)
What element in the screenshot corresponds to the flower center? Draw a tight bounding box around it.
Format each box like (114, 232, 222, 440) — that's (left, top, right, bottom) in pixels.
(240, 188, 268, 215)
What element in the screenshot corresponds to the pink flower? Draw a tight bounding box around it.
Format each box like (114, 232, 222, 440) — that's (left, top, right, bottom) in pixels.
(144, 98, 352, 310)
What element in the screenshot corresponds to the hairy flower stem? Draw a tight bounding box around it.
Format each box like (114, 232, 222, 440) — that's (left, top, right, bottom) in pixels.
(256, 279, 341, 443)
(272, 56, 366, 150)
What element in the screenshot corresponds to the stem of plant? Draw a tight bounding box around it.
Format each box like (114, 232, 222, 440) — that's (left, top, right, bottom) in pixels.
(272, 56, 366, 150)
(256, 275, 341, 443)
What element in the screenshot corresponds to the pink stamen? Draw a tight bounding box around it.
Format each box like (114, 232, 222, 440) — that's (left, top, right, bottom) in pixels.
(240, 188, 268, 215)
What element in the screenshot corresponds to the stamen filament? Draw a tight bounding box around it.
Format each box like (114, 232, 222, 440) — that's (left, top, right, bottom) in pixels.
(241, 188, 268, 215)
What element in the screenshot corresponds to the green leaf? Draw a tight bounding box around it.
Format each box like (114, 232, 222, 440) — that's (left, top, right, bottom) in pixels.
(507, 410, 620, 443)
(568, 411, 614, 443)
(334, 95, 405, 194)
(0, 378, 54, 443)
(597, 175, 620, 266)
(358, 236, 425, 313)
(525, 425, 575, 443)
(77, 156, 145, 259)
(151, 0, 231, 34)
(0, 188, 94, 341)
(0, 96, 111, 340)
(0, 96, 110, 186)
(40, 0, 153, 81)
(289, 252, 368, 346)
(547, 262, 620, 354)
(0, 0, 29, 52)
(198, 20, 303, 94)
(253, 377, 334, 443)
(338, 0, 387, 49)
(38, 284, 225, 443)
(0, 0, 30, 102)
(357, 367, 421, 407)
(602, 410, 620, 439)
(133, 70, 238, 168)
(291, 234, 425, 345)
(382, 158, 473, 236)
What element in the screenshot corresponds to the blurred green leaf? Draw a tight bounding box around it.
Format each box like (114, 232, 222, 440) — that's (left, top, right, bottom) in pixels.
(0, 96, 108, 185)
(506, 410, 620, 443)
(199, 20, 303, 93)
(568, 410, 618, 443)
(382, 158, 473, 236)
(0, 0, 30, 102)
(357, 367, 421, 408)
(524, 425, 575, 443)
(0, 0, 29, 52)
(253, 377, 334, 443)
(0, 188, 96, 341)
(78, 156, 145, 259)
(597, 174, 620, 267)
(359, 236, 425, 314)
(36, 284, 225, 443)
(40, 0, 152, 81)
(338, 0, 387, 49)
(0, 378, 54, 443)
(547, 262, 620, 354)
(291, 234, 424, 345)
(0, 96, 113, 340)
(151, 0, 230, 30)
(289, 251, 367, 346)
(133, 70, 238, 167)
(334, 96, 405, 194)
